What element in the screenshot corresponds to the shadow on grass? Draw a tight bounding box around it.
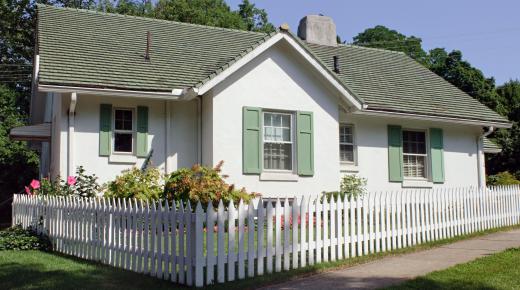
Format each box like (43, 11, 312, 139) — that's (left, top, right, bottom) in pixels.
(0, 252, 185, 290)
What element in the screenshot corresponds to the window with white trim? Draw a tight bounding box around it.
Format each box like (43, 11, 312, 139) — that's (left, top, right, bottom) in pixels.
(402, 130, 427, 178)
(263, 112, 293, 171)
(113, 108, 134, 153)
(340, 124, 355, 163)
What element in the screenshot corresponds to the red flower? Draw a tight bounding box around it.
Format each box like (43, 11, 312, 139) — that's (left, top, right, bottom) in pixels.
(30, 179, 40, 189)
(67, 176, 77, 186)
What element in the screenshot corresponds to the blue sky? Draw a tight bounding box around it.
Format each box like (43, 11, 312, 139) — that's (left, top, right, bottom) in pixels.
(226, 0, 520, 85)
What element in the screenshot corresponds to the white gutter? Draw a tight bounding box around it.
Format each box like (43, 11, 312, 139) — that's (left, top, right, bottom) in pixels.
(477, 126, 494, 188)
(68, 92, 77, 177)
(39, 84, 184, 99)
(356, 109, 512, 128)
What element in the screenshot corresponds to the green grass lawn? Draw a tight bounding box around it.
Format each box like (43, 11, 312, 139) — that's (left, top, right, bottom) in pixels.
(384, 248, 520, 290)
(0, 250, 181, 290)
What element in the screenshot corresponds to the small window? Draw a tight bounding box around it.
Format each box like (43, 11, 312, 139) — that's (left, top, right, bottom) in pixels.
(402, 130, 427, 178)
(340, 124, 355, 163)
(113, 109, 134, 153)
(263, 112, 293, 171)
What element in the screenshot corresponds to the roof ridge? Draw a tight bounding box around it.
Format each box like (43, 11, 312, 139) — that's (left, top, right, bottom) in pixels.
(37, 4, 269, 37)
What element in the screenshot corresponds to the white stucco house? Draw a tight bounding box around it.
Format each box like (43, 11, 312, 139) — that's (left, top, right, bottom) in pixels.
(12, 5, 511, 197)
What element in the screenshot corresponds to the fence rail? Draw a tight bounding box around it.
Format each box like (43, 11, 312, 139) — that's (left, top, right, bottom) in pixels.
(12, 185, 520, 287)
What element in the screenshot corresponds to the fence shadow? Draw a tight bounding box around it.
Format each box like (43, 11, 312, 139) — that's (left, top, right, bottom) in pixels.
(0, 255, 184, 290)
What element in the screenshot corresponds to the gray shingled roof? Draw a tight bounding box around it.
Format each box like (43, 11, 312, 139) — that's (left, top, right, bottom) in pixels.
(36, 5, 509, 125)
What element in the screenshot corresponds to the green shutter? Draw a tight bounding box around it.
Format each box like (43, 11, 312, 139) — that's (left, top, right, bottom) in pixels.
(430, 128, 445, 183)
(136, 106, 149, 158)
(297, 111, 314, 176)
(243, 107, 262, 174)
(388, 125, 403, 182)
(99, 104, 112, 156)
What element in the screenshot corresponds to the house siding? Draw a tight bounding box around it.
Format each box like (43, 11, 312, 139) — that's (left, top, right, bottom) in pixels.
(53, 94, 198, 184)
(340, 112, 482, 192)
(207, 41, 342, 197)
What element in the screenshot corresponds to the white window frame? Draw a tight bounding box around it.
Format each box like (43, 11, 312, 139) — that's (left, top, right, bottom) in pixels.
(112, 107, 136, 155)
(262, 111, 295, 173)
(339, 123, 356, 164)
(402, 129, 429, 180)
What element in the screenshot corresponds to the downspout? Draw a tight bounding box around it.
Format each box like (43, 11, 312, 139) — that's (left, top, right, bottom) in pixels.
(196, 96, 202, 164)
(477, 126, 494, 188)
(68, 92, 77, 177)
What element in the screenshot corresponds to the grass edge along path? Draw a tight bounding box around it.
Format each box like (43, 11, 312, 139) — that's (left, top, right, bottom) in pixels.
(1, 224, 519, 290)
(382, 247, 520, 290)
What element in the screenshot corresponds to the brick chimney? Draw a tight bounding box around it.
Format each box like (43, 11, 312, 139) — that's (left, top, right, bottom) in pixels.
(297, 15, 337, 47)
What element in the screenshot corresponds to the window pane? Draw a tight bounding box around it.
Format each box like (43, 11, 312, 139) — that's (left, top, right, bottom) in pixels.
(340, 144, 354, 162)
(281, 114, 290, 127)
(264, 143, 292, 170)
(114, 133, 132, 152)
(264, 127, 274, 141)
(264, 113, 291, 142)
(403, 155, 426, 178)
(274, 127, 282, 141)
(403, 131, 426, 154)
(264, 113, 272, 126)
(340, 125, 353, 144)
(115, 109, 132, 130)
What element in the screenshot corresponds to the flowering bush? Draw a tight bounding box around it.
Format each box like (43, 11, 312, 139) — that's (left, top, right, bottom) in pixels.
(164, 161, 259, 208)
(323, 174, 367, 202)
(23, 166, 101, 197)
(104, 167, 163, 201)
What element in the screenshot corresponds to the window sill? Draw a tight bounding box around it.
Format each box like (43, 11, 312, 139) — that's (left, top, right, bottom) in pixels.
(340, 162, 359, 173)
(109, 154, 137, 164)
(260, 172, 298, 182)
(402, 179, 433, 188)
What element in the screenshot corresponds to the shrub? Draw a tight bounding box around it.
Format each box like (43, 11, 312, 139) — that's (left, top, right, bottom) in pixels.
(0, 225, 51, 251)
(323, 174, 367, 201)
(164, 161, 259, 208)
(69, 166, 102, 197)
(104, 167, 163, 201)
(23, 166, 101, 197)
(487, 171, 520, 185)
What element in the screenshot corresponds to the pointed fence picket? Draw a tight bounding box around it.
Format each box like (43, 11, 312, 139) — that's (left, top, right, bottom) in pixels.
(10, 185, 520, 287)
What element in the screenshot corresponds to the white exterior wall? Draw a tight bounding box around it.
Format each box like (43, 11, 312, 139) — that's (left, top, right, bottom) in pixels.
(207, 41, 342, 197)
(341, 112, 482, 192)
(53, 95, 198, 184)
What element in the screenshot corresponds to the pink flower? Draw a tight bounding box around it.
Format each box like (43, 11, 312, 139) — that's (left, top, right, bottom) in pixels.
(67, 176, 77, 186)
(25, 186, 31, 195)
(30, 179, 40, 189)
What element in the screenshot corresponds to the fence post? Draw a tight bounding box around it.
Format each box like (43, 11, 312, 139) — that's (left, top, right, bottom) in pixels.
(194, 202, 204, 287)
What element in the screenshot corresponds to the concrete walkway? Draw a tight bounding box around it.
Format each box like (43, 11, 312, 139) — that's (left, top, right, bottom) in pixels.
(261, 229, 520, 290)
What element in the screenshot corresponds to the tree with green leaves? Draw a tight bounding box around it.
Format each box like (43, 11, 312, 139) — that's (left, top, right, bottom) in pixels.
(0, 85, 39, 222)
(237, 0, 274, 32)
(352, 25, 428, 64)
(427, 48, 505, 114)
(487, 80, 520, 179)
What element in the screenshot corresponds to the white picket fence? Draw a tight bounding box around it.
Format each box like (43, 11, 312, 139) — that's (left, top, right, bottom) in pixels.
(12, 185, 520, 287)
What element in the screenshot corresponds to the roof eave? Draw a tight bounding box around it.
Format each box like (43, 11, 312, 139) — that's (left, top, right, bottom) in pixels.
(356, 108, 512, 128)
(38, 84, 184, 99)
